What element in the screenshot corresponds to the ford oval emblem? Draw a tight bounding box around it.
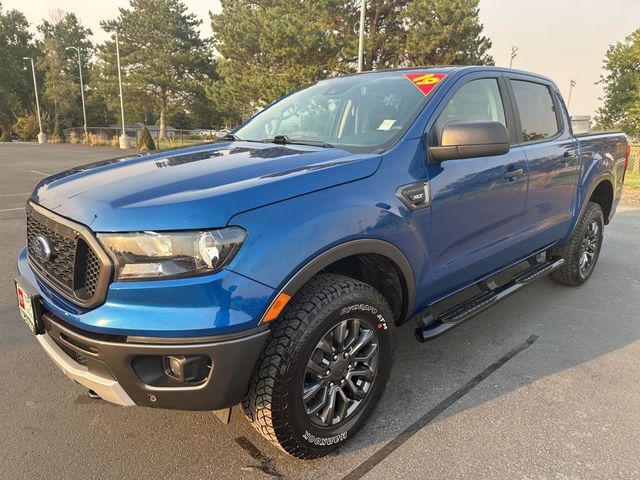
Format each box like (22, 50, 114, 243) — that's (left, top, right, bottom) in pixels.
(34, 235, 53, 262)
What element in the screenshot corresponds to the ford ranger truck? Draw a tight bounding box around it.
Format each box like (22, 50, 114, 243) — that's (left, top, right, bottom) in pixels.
(15, 67, 630, 458)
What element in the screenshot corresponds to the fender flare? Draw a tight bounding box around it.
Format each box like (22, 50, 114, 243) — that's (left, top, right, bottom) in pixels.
(584, 172, 614, 218)
(567, 173, 614, 240)
(265, 239, 416, 323)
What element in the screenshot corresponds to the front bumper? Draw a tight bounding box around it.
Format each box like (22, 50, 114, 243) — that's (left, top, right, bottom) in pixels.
(17, 246, 274, 410)
(40, 312, 269, 410)
(37, 331, 135, 406)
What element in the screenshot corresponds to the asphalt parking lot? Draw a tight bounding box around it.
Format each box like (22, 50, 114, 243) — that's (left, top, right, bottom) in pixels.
(1, 143, 640, 479)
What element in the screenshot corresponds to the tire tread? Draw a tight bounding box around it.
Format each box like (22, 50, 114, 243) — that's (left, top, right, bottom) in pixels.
(242, 273, 392, 459)
(550, 201, 603, 286)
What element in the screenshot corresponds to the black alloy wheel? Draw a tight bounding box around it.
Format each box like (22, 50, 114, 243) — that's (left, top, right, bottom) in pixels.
(303, 318, 379, 427)
(550, 201, 604, 286)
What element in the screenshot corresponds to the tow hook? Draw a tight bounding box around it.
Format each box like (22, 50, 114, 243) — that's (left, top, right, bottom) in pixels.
(87, 389, 102, 400)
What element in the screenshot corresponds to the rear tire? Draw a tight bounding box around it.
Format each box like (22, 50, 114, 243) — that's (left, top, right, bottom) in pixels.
(550, 201, 604, 286)
(242, 273, 395, 459)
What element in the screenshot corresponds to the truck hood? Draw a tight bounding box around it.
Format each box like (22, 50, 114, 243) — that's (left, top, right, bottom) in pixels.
(32, 142, 382, 231)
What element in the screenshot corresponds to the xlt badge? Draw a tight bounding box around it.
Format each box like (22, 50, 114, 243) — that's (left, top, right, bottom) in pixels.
(396, 181, 431, 210)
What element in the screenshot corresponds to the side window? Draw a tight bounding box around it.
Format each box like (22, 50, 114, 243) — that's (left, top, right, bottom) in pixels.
(510, 80, 559, 142)
(434, 78, 506, 144)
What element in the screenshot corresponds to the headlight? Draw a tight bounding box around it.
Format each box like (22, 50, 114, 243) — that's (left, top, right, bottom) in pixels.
(98, 228, 246, 280)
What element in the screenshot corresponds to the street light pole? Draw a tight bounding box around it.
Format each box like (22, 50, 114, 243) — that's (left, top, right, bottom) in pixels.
(65, 46, 88, 138)
(567, 80, 576, 110)
(115, 27, 130, 149)
(509, 46, 518, 68)
(357, 0, 366, 72)
(23, 57, 46, 144)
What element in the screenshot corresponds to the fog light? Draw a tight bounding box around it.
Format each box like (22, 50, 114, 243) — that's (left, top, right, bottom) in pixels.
(163, 355, 210, 384)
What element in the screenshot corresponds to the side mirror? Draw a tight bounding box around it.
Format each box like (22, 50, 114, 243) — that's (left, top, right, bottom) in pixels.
(429, 121, 510, 162)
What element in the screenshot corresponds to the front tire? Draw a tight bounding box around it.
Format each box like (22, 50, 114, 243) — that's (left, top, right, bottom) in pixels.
(242, 273, 395, 459)
(550, 201, 604, 286)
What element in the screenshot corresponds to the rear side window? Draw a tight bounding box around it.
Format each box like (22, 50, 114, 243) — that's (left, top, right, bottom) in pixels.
(434, 78, 506, 144)
(511, 80, 559, 142)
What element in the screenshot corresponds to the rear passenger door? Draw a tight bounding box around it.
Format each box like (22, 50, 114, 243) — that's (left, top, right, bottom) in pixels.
(506, 75, 580, 251)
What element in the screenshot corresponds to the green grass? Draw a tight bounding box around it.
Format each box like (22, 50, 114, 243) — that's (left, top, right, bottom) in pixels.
(130, 138, 210, 150)
(154, 138, 210, 150)
(626, 173, 640, 189)
(625, 145, 640, 190)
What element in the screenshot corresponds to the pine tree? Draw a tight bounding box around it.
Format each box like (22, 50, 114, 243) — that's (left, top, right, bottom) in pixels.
(138, 126, 156, 150)
(403, 0, 493, 66)
(209, 0, 352, 124)
(209, 0, 494, 124)
(95, 0, 215, 138)
(0, 5, 38, 135)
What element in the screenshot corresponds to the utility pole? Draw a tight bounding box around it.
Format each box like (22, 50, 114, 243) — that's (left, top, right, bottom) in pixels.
(567, 80, 576, 110)
(23, 57, 46, 144)
(357, 0, 366, 72)
(509, 46, 518, 68)
(115, 27, 130, 149)
(65, 46, 88, 138)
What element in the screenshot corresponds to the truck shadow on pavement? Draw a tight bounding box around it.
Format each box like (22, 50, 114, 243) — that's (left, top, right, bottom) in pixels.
(268, 207, 640, 479)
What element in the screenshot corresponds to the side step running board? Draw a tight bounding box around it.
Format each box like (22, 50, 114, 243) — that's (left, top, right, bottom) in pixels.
(415, 258, 565, 343)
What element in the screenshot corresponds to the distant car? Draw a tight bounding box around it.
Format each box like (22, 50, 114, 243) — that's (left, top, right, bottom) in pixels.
(15, 66, 629, 459)
(191, 129, 213, 136)
(191, 129, 230, 138)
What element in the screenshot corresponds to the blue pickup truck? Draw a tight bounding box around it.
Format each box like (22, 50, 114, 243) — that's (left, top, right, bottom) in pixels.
(15, 66, 630, 458)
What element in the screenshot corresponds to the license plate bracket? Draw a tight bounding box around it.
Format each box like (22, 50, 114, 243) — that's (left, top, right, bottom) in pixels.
(15, 276, 44, 335)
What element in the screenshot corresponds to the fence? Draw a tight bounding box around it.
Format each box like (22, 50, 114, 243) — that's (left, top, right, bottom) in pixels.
(51, 133, 640, 189)
(63, 126, 221, 150)
(627, 144, 640, 189)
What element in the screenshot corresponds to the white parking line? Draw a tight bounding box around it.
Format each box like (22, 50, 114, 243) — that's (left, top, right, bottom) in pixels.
(0, 192, 30, 198)
(30, 170, 50, 176)
(0, 207, 24, 212)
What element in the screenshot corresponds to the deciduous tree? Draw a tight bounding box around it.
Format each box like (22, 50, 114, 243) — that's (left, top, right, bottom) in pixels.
(595, 28, 640, 137)
(37, 11, 93, 133)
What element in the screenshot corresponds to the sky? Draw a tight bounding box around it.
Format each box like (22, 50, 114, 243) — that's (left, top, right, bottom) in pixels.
(4, 0, 640, 117)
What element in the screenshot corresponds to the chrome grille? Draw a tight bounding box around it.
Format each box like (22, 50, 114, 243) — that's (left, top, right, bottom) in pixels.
(26, 202, 112, 308)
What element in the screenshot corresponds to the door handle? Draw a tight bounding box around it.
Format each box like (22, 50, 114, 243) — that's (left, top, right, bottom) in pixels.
(504, 168, 524, 180)
(560, 151, 575, 166)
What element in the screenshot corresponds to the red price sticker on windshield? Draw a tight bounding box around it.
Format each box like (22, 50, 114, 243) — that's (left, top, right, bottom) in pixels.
(404, 73, 446, 96)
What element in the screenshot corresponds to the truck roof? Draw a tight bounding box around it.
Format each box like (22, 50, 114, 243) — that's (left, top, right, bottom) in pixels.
(341, 65, 559, 91)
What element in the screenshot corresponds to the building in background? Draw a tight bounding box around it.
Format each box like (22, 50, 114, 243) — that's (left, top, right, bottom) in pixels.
(571, 115, 591, 135)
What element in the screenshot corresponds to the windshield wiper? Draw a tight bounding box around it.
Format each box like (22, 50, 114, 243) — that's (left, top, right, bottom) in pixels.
(220, 133, 264, 143)
(221, 133, 240, 141)
(264, 135, 335, 148)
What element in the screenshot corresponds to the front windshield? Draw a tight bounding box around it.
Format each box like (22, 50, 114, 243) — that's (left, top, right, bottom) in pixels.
(234, 72, 437, 152)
